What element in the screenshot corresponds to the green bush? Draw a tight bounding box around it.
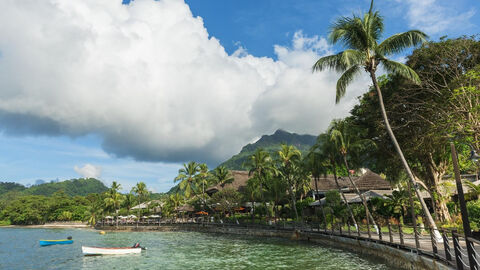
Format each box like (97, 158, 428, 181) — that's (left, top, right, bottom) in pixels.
(467, 200, 480, 230)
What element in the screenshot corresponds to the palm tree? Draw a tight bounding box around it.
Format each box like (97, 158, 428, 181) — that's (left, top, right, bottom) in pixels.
(123, 193, 136, 215)
(315, 134, 359, 228)
(132, 182, 149, 217)
(211, 166, 234, 187)
(304, 150, 329, 227)
(245, 148, 276, 220)
(311, 0, 440, 238)
(328, 119, 378, 232)
(277, 144, 302, 220)
(104, 192, 124, 227)
(169, 193, 185, 220)
(174, 161, 200, 198)
(197, 163, 210, 211)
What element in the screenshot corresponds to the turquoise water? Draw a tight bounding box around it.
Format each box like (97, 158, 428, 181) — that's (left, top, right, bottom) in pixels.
(0, 228, 393, 270)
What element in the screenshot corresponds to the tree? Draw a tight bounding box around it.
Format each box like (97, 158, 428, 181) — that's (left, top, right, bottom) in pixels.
(174, 161, 200, 198)
(328, 119, 378, 231)
(210, 188, 241, 223)
(304, 150, 328, 225)
(245, 148, 276, 219)
(311, 0, 440, 237)
(211, 166, 234, 187)
(313, 133, 359, 230)
(196, 163, 210, 211)
(277, 144, 302, 220)
(132, 182, 149, 216)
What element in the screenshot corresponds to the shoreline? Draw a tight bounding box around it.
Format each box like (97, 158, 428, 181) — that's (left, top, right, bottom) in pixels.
(1, 222, 90, 229)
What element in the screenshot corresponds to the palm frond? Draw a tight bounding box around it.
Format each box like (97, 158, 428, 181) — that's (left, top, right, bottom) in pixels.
(312, 52, 346, 73)
(380, 59, 421, 85)
(336, 65, 361, 103)
(378, 30, 428, 56)
(329, 16, 368, 50)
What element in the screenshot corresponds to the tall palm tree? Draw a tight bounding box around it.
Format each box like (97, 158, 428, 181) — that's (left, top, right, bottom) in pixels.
(304, 150, 329, 227)
(245, 148, 276, 220)
(328, 119, 378, 232)
(312, 0, 440, 238)
(278, 144, 302, 220)
(197, 163, 210, 211)
(123, 193, 136, 215)
(174, 161, 200, 198)
(104, 192, 124, 227)
(132, 182, 149, 217)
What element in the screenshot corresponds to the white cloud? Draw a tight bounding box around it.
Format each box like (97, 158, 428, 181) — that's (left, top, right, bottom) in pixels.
(74, 163, 102, 179)
(402, 0, 476, 34)
(0, 0, 369, 165)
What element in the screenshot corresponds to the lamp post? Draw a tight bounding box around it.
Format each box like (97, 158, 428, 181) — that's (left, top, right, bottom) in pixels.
(450, 142, 479, 269)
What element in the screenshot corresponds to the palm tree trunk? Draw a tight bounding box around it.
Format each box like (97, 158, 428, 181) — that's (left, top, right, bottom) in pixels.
(315, 176, 328, 228)
(369, 70, 441, 241)
(342, 155, 378, 231)
(332, 163, 358, 230)
(289, 183, 299, 221)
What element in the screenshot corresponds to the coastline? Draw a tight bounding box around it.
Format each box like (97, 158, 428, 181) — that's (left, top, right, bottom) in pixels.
(0, 222, 89, 229)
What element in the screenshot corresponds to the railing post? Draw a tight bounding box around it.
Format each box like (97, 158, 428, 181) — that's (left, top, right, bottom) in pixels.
(366, 217, 371, 239)
(387, 221, 393, 243)
(442, 230, 452, 261)
(414, 224, 420, 249)
(378, 224, 382, 240)
(339, 219, 343, 235)
(399, 224, 404, 245)
(430, 227, 438, 256)
(466, 237, 478, 270)
(348, 221, 351, 236)
(452, 230, 464, 270)
(332, 221, 335, 234)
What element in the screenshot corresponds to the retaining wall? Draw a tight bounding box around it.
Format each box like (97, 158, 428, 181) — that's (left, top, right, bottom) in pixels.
(96, 224, 453, 270)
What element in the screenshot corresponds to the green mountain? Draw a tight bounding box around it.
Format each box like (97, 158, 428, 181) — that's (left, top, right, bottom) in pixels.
(219, 129, 317, 170)
(0, 178, 108, 198)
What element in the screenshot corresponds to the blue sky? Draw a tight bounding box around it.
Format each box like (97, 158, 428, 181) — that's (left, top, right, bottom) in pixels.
(0, 0, 478, 193)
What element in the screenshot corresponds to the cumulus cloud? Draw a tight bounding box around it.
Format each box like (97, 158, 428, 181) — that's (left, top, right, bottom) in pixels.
(0, 0, 369, 165)
(74, 164, 102, 179)
(402, 0, 476, 34)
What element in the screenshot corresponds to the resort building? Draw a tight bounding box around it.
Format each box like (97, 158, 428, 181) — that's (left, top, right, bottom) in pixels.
(309, 169, 393, 206)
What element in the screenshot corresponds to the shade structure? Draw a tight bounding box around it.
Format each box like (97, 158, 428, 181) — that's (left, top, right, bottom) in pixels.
(195, 211, 208, 215)
(104, 216, 113, 219)
(149, 215, 160, 218)
(127, 214, 137, 218)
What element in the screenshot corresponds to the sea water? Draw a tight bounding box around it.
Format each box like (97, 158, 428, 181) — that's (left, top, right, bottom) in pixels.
(0, 227, 393, 270)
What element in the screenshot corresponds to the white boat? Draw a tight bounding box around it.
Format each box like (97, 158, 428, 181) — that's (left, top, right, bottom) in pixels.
(82, 246, 142, 255)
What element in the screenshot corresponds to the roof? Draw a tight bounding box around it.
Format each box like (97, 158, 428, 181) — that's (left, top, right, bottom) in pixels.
(206, 170, 250, 195)
(175, 204, 194, 212)
(310, 169, 391, 193)
(310, 190, 393, 206)
(131, 200, 163, 209)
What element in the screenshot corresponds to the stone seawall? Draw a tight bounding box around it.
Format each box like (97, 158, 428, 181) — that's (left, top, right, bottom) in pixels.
(96, 224, 453, 270)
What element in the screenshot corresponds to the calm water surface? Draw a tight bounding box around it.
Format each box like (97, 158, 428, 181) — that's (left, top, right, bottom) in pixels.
(0, 227, 394, 270)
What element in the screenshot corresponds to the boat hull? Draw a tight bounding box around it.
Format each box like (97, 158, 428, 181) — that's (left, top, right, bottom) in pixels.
(39, 240, 73, 246)
(82, 246, 142, 255)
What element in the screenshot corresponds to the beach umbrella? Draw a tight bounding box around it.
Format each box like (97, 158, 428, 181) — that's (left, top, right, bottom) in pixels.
(195, 211, 208, 215)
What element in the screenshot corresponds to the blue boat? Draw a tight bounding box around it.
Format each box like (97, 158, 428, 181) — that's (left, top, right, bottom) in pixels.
(39, 238, 73, 246)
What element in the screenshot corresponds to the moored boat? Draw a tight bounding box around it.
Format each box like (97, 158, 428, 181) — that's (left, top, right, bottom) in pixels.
(82, 244, 144, 255)
(39, 239, 74, 246)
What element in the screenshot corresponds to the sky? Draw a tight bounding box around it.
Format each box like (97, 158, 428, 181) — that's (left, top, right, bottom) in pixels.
(0, 0, 478, 193)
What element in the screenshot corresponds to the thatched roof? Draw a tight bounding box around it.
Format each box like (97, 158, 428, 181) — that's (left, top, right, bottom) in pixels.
(175, 204, 194, 212)
(206, 170, 250, 196)
(310, 169, 391, 193)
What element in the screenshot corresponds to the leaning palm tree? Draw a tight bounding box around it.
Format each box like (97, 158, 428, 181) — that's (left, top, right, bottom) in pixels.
(174, 161, 200, 198)
(313, 134, 359, 233)
(328, 119, 378, 233)
(312, 0, 440, 238)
